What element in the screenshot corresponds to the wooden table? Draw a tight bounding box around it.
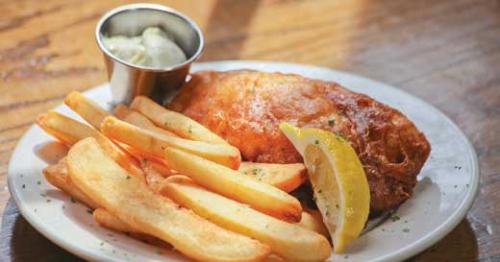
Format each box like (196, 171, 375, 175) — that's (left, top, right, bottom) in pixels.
(0, 0, 498, 261)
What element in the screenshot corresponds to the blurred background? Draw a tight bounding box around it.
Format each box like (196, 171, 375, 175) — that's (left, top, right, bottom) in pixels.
(1, 0, 499, 261)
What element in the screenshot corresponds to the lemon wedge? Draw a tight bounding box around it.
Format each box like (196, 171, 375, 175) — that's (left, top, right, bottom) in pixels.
(279, 122, 370, 253)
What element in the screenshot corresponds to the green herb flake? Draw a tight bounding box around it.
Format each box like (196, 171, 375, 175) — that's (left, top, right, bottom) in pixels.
(87, 209, 93, 214)
(188, 125, 193, 134)
(402, 228, 410, 233)
(314, 140, 319, 145)
(251, 168, 263, 176)
(37, 181, 41, 185)
(390, 215, 400, 222)
(126, 175, 131, 180)
(22, 184, 26, 189)
(70, 197, 77, 203)
(46, 199, 51, 203)
(328, 119, 335, 126)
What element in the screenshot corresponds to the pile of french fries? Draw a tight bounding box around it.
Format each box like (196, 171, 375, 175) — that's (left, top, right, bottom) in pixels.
(36, 92, 332, 262)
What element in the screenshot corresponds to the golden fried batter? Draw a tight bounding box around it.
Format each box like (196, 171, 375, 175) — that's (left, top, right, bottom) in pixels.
(169, 70, 431, 212)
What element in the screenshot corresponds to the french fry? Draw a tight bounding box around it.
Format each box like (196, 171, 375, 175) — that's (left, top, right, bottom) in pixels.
(42, 158, 99, 209)
(44, 159, 156, 246)
(130, 96, 228, 144)
(64, 91, 110, 129)
(164, 148, 302, 222)
(67, 138, 270, 262)
(298, 209, 329, 238)
(36, 108, 145, 181)
(239, 162, 307, 192)
(93, 208, 173, 249)
(141, 160, 169, 192)
(113, 104, 133, 119)
(101, 116, 241, 169)
(144, 159, 177, 177)
(93, 208, 139, 233)
(113, 104, 177, 137)
(161, 175, 331, 262)
(94, 133, 145, 182)
(36, 111, 98, 145)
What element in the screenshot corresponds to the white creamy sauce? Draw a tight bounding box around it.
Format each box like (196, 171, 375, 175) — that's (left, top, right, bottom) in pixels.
(102, 27, 187, 67)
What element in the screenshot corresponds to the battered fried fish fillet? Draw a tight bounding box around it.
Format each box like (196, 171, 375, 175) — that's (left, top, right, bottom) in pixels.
(169, 70, 431, 212)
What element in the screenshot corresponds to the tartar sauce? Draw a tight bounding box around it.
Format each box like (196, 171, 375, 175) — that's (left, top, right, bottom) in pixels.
(102, 27, 187, 68)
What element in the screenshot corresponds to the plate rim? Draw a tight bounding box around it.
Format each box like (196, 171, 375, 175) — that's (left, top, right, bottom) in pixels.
(7, 60, 479, 262)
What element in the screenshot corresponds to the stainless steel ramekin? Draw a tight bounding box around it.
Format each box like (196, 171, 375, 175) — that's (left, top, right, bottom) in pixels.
(96, 3, 204, 105)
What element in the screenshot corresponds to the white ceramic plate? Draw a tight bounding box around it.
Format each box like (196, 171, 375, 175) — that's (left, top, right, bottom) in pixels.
(7, 61, 479, 262)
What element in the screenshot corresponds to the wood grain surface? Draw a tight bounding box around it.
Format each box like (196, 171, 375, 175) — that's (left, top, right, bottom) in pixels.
(0, 0, 499, 261)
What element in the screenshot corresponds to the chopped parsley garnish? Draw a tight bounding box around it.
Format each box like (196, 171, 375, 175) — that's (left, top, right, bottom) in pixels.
(390, 215, 400, 222)
(402, 228, 410, 233)
(126, 175, 131, 180)
(314, 140, 319, 145)
(22, 184, 26, 189)
(328, 119, 335, 126)
(70, 197, 77, 203)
